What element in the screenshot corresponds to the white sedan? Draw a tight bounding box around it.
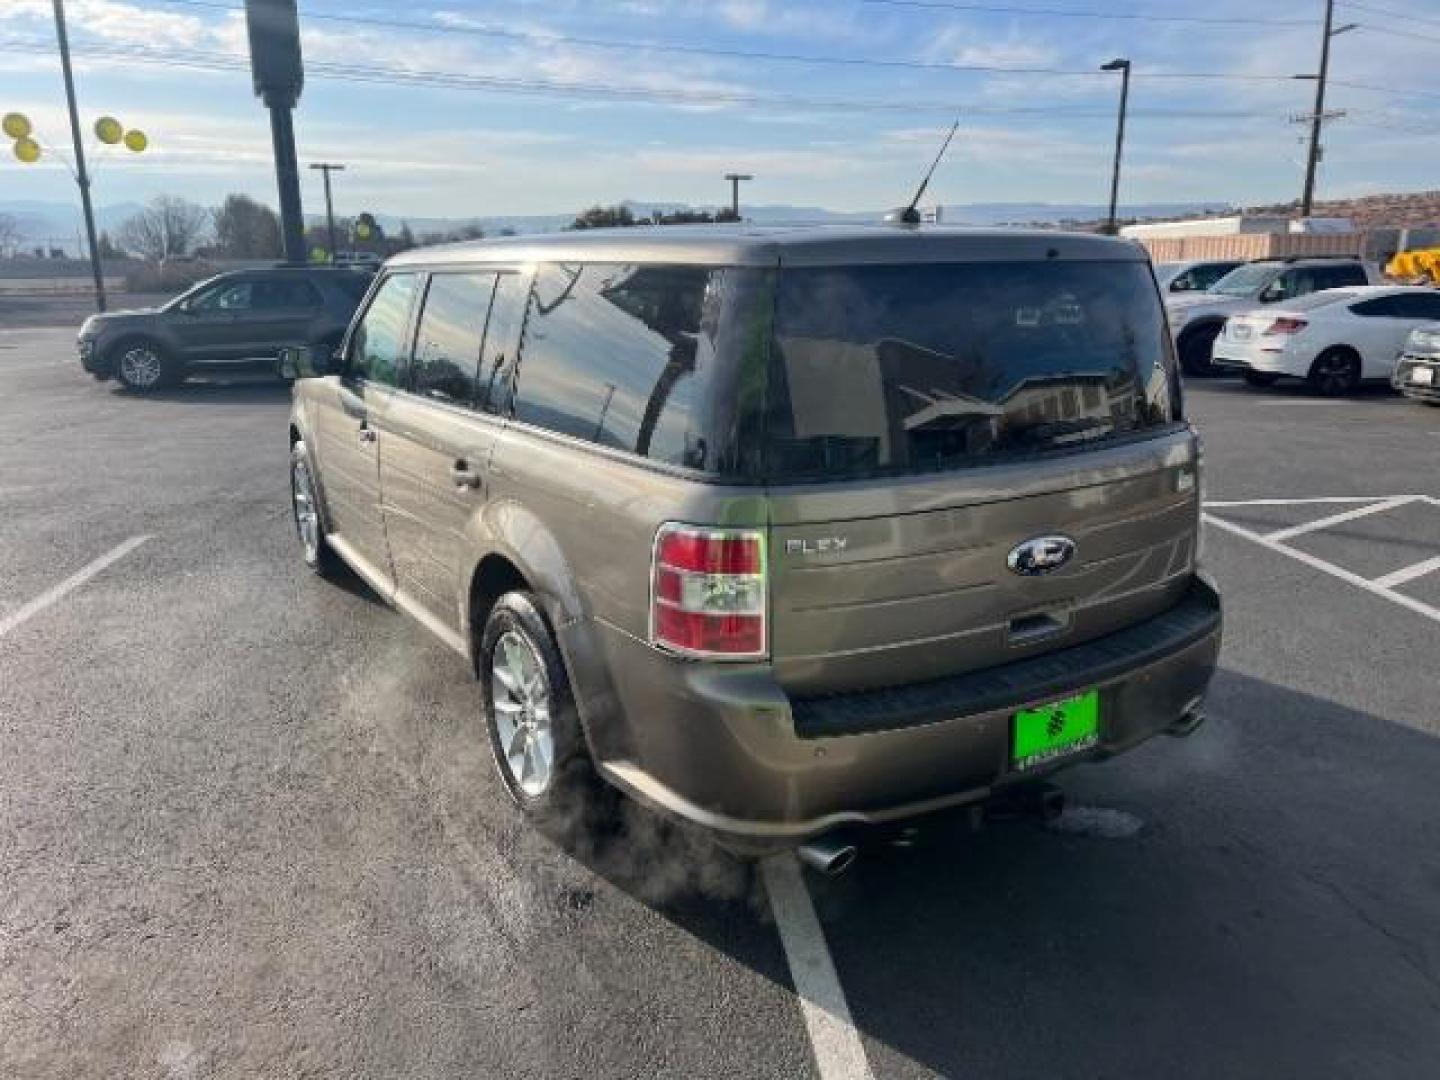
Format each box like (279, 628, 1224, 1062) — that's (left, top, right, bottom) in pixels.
(1212, 286, 1440, 395)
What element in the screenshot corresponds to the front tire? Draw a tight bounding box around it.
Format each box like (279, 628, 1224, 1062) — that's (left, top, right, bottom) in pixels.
(290, 440, 339, 577)
(1308, 348, 1361, 397)
(479, 591, 600, 827)
(112, 338, 176, 393)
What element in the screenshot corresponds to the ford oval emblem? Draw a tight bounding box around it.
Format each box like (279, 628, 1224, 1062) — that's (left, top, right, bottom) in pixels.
(1007, 535, 1076, 576)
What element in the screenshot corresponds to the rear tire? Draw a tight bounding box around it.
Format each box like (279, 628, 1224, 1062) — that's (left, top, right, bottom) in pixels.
(1179, 324, 1222, 377)
(1307, 347, 1361, 397)
(112, 337, 176, 393)
(479, 591, 606, 832)
(1242, 371, 1279, 388)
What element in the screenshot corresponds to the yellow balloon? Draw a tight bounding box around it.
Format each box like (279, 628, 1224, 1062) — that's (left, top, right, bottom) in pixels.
(13, 137, 41, 164)
(123, 129, 148, 153)
(2, 112, 31, 139)
(94, 116, 123, 144)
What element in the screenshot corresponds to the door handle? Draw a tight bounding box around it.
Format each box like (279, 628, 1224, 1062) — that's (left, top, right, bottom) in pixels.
(450, 460, 481, 490)
(358, 425, 377, 445)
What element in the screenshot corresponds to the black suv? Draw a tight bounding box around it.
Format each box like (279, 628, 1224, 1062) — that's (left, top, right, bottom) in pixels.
(77, 266, 372, 392)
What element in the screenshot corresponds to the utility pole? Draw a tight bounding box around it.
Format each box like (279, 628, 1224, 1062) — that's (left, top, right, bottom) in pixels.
(1297, 0, 1356, 217)
(51, 0, 106, 312)
(1101, 57, 1131, 237)
(309, 162, 345, 261)
(724, 173, 753, 220)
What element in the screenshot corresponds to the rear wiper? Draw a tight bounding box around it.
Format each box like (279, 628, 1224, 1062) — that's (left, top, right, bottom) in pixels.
(1014, 417, 1114, 444)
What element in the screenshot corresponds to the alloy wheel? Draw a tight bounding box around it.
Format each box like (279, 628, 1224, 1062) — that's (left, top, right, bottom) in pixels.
(119, 346, 163, 389)
(291, 456, 320, 562)
(490, 630, 555, 797)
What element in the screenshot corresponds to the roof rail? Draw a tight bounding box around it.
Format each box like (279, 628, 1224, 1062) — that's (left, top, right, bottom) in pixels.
(1276, 253, 1362, 263)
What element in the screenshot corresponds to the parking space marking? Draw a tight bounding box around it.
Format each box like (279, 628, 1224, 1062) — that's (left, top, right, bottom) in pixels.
(1203, 514, 1440, 627)
(1203, 496, 1423, 508)
(761, 855, 874, 1080)
(1373, 554, 1440, 590)
(0, 536, 151, 640)
(1263, 496, 1421, 543)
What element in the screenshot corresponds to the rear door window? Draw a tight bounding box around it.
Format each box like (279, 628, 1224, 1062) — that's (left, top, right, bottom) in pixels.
(764, 261, 1177, 481)
(346, 272, 419, 388)
(511, 263, 742, 471)
(1351, 295, 1410, 318)
(409, 271, 496, 406)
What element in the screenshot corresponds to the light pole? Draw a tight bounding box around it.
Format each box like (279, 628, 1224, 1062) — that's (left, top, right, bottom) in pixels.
(1101, 57, 1131, 237)
(309, 162, 344, 261)
(724, 173, 753, 220)
(1295, 0, 1357, 217)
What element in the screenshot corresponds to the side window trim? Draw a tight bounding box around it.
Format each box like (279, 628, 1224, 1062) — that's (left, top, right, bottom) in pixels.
(490, 267, 533, 417)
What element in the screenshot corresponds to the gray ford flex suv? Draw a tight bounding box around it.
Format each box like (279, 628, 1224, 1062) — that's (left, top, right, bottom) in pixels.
(78, 266, 371, 392)
(283, 226, 1221, 862)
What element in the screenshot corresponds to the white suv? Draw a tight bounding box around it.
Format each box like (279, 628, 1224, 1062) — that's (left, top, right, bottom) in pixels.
(1166, 256, 1379, 376)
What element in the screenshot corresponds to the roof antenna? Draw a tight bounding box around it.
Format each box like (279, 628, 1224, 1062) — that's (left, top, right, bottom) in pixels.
(886, 118, 959, 226)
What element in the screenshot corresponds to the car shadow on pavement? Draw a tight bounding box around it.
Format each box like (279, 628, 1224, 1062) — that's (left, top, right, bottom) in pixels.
(570, 666, 1440, 1080)
(109, 376, 293, 405)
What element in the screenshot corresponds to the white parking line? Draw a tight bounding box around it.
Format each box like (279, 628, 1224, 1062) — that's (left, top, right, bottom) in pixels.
(761, 855, 874, 1080)
(1203, 496, 1423, 508)
(1203, 514, 1440, 627)
(0, 536, 150, 640)
(1373, 555, 1440, 590)
(1263, 496, 1420, 543)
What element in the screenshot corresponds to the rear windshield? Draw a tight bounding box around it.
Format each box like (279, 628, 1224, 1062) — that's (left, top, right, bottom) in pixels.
(760, 261, 1178, 482)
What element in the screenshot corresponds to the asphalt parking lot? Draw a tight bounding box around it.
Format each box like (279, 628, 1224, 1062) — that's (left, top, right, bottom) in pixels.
(3, 326, 1439, 1079)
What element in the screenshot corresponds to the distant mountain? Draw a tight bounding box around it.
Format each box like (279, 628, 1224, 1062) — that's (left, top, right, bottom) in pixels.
(0, 196, 1233, 252)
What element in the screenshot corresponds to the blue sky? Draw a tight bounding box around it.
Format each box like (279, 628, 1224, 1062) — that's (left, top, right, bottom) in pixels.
(5, 0, 1439, 220)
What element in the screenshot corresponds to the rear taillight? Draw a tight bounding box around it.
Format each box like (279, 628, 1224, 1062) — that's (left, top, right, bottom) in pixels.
(650, 523, 767, 659)
(1264, 317, 1308, 335)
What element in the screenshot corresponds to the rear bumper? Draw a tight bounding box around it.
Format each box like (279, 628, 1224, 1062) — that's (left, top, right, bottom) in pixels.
(583, 575, 1222, 842)
(1393, 356, 1440, 401)
(1212, 342, 1307, 376)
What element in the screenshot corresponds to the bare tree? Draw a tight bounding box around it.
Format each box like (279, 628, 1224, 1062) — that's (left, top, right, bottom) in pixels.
(0, 212, 20, 257)
(212, 194, 280, 259)
(116, 195, 211, 260)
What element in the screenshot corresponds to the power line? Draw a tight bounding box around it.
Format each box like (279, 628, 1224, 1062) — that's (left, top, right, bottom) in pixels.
(1338, 1, 1440, 30)
(1353, 22, 1440, 47)
(5, 37, 1297, 119)
(860, 0, 1312, 27)
(140, 0, 1303, 82)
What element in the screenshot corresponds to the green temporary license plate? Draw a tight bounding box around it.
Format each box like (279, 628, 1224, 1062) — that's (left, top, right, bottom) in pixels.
(1012, 690, 1100, 771)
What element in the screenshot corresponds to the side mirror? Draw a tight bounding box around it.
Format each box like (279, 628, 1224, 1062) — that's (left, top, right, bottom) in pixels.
(278, 344, 333, 379)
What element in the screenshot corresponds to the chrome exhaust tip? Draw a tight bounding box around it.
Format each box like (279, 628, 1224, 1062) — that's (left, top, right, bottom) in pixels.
(1168, 697, 1208, 737)
(797, 833, 859, 877)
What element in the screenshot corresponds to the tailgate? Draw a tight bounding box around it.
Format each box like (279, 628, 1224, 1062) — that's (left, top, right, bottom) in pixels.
(766, 430, 1199, 697)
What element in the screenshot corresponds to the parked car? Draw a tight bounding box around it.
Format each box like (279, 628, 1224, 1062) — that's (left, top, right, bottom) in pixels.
(281, 226, 1221, 867)
(1213, 286, 1440, 395)
(1393, 322, 1440, 405)
(77, 265, 373, 392)
(1165, 255, 1380, 376)
(1153, 259, 1245, 295)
